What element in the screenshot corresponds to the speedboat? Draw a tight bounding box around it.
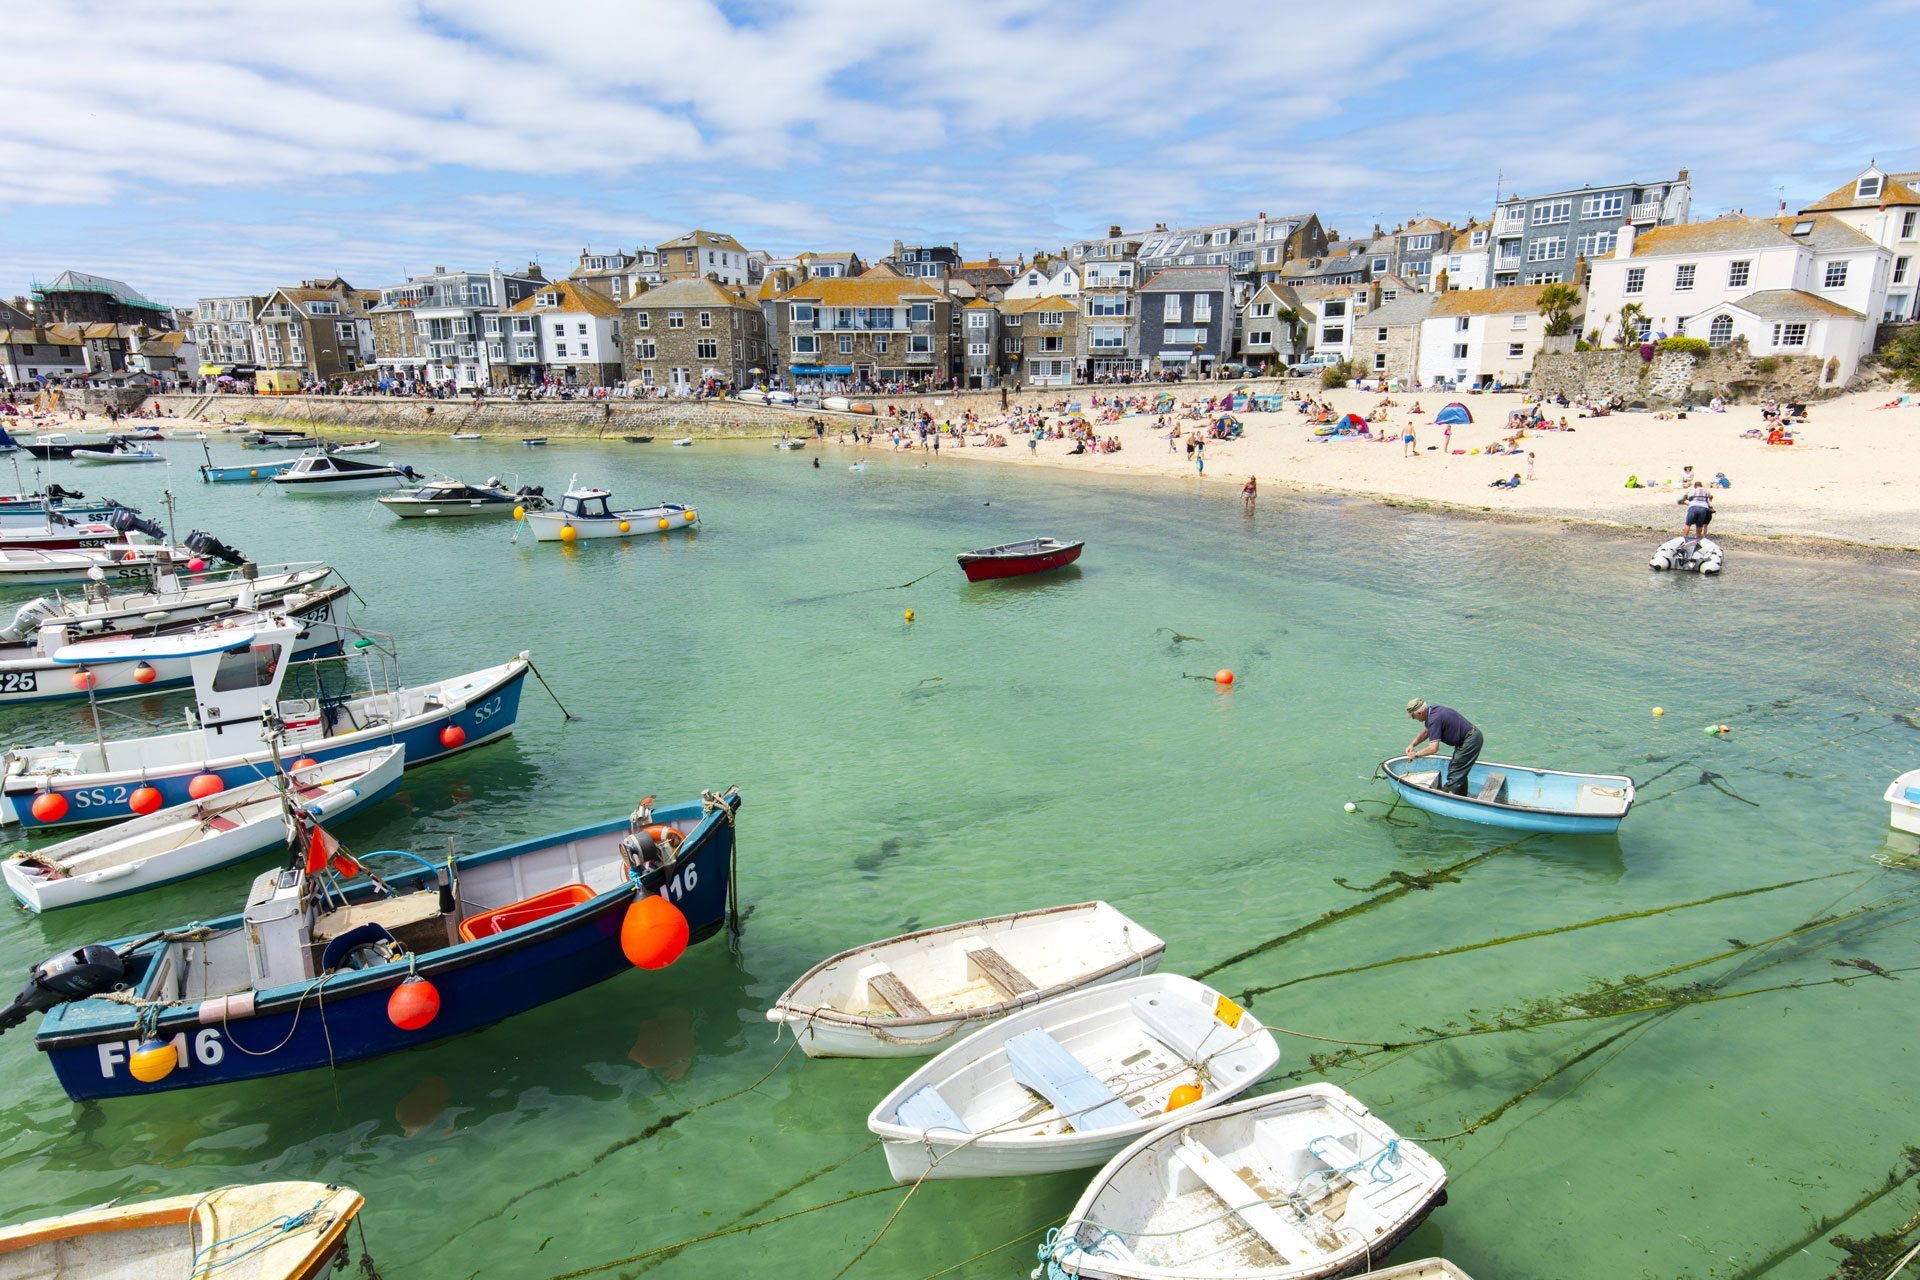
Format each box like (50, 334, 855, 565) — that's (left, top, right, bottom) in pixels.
(1650, 536, 1723, 574)
(378, 477, 549, 520)
(523, 484, 697, 542)
(242, 429, 320, 450)
(0, 511, 144, 553)
(0, 545, 222, 590)
(4, 745, 403, 911)
(0, 787, 740, 1098)
(24, 432, 117, 459)
(1378, 755, 1635, 834)
(70, 440, 165, 464)
(0, 560, 331, 656)
(271, 453, 415, 494)
(0, 616, 528, 829)
(868, 974, 1280, 1181)
(0, 486, 121, 524)
(768, 902, 1165, 1058)
(1046, 1084, 1449, 1280)
(958, 537, 1085, 582)
(0, 1182, 370, 1275)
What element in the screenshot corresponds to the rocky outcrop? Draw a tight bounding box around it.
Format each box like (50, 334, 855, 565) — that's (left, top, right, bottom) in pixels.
(1531, 340, 1853, 407)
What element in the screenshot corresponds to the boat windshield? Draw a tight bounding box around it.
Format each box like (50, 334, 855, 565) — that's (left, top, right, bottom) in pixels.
(565, 496, 612, 518)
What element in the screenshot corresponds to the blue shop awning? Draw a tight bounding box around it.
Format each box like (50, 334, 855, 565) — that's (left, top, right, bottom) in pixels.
(788, 364, 854, 375)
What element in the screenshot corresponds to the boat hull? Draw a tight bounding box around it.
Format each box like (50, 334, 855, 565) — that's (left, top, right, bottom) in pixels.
(35, 794, 738, 1099)
(959, 542, 1083, 582)
(1, 661, 527, 829)
(272, 473, 406, 494)
(525, 506, 696, 541)
(70, 450, 163, 464)
(381, 498, 518, 519)
(1887, 769, 1920, 835)
(201, 460, 295, 482)
(3, 747, 404, 911)
(1379, 756, 1633, 834)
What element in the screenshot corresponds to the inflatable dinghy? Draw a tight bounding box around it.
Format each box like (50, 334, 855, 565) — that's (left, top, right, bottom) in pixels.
(1650, 536, 1723, 574)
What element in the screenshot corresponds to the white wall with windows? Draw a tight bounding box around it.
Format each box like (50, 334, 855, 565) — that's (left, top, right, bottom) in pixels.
(1416, 309, 1548, 387)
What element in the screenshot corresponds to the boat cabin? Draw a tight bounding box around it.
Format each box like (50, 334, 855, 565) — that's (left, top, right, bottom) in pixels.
(282, 454, 394, 479)
(559, 489, 615, 520)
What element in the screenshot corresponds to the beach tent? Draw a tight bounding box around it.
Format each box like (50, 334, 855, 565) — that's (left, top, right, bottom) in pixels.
(1435, 403, 1473, 425)
(1338, 412, 1368, 433)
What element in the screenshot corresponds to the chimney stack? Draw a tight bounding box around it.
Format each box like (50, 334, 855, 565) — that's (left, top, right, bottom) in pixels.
(1108, 225, 1121, 238)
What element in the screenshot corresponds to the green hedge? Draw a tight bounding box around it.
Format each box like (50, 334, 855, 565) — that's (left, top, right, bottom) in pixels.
(1657, 336, 1710, 354)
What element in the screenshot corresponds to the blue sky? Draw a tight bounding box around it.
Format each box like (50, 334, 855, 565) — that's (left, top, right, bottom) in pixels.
(4, 0, 1917, 308)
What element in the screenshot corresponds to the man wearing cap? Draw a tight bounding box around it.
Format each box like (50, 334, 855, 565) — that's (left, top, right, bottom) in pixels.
(1405, 699, 1482, 795)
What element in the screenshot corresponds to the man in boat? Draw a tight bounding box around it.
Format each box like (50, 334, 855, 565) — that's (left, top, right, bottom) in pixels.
(1404, 698, 1482, 795)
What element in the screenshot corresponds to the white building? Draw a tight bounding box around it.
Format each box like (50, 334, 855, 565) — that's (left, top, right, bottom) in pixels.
(1799, 165, 1920, 321)
(1438, 222, 1492, 291)
(1293, 284, 1369, 364)
(0, 325, 90, 383)
(1003, 262, 1081, 300)
(499, 280, 624, 385)
(1416, 285, 1567, 389)
(1586, 215, 1889, 386)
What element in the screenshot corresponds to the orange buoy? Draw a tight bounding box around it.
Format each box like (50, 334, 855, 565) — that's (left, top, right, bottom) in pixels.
(129, 785, 164, 816)
(69, 669, 95, 691)
(387, 976, 441, 1030)
(188, 773, 225, 800)
(132, 661, 157, 684)
(129, 1036, 179, 1083)
(620, 894, 689, 969)
(187, 558, 207, 572)
(1165, 1083, 1204, 1111)
(30, 792, 68, 823)
(121, 550, 139, 563)
(292, 757, 320, 770)
(1214, 669, 1235, 686)
(439, 724, 466, 749)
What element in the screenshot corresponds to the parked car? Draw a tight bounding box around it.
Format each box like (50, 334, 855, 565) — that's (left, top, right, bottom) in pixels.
(1287, 354, 1344, 376)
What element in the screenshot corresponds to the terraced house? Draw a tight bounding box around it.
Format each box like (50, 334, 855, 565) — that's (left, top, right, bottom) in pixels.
(499, 279, 623, 386)
(1078, 259, 1139, 378)
(1137, 266, 1233, 377)
(999, 295, 1080, 387)
(372, 266, 545, 389)
(1492, 171, 1691, 287)
(775, 277, 956, 385)
(192, 295, 262, 371)
(253, 278, 377, 381)
(619, 277, 768, 393)
(658, 230, 753, 288)
(1800, 164, 1920, 321)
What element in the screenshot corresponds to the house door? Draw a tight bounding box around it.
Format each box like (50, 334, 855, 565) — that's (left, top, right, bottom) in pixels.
(669, 367, 691, 391)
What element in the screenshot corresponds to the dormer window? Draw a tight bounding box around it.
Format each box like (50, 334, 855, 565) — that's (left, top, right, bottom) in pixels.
(1790, 220, 1815, 237)
(1858, 175, 1884, 200)
(538, 292, 558, 307)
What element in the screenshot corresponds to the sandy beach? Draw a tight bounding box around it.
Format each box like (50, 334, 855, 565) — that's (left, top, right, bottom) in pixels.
(855, 386, 1920, 552)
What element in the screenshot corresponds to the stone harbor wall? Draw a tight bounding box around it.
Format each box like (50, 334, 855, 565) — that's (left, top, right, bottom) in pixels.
(1530, 342, 1851, 407)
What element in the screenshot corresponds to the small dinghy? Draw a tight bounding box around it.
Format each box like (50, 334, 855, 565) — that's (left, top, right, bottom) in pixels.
(822, 395, 852, 412)
(4, 745, 403, 911)
(1045, 1083, 1449, 1280)
(1650, 536, 1723, 574)
(768, 902, 1165, 1058)
(271, 453, 415, 495)
(1378, 756, 1634, 834)
(450, 432, 483, 441)
(522, 438, 549, 447)
(523, 484, 696, 542)
(672, 437, 694, 447)
(735, 389, 768, 405)
(623, 436, 654, 443)
(775, 437, 807, 451)
(1886, 767, 1920, 835)
(867, 973, 1279, 1181)
(958, 537, 1085, 582)
(71, 440, 165, 464)
(327, 439, 381, 454)
(0, 1181, 368, 1277)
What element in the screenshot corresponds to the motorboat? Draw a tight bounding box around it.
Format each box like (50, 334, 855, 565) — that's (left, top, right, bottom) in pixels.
(23, 432, 117, 459)
(327, 439, 381, 454)
(1378, 755, 1635, 834)
(1886, 767, 1920, 835)
(70, 440, 165, 464)
(768, 902, 1165, 1058)
(1046, 1083, 1449, 1280)
(522, 485, 697, 542)
(867, 974, 1280, 1181)
(0, 511, 147, 553)
(0, 616, 529, 829)
(242, 429, 321, 450)
(0, 486, 121, 524)
(0, 561, 333, 657)
(0, 581, 349, 706)
(1650, 536, 1723, 574)
(0, 1182, 368, 1275)
(623, 436, 655, 443)
(379, 477, 549, 519)
(4, 745, 404, 911)
(451, 432, 483, 441)
(522, 438, 548, 447)
(270, 453, 416, 494)
(0, 787, 740, 1098)
(958, 537, 1085, 582)
(0, 545, 223, 590)
(201, 456, 296, 482)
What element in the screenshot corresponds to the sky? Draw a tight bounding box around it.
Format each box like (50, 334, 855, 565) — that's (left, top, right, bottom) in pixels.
(3, 0, 1918, 308)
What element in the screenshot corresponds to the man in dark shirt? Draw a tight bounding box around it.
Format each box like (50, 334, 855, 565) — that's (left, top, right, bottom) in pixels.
(1405, 698, 1483, 795)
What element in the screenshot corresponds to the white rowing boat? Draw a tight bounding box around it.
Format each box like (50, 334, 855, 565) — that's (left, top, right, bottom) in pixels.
(3, 745, 404, 911)
(1048, 1083, 1449, 1279)
(768, 902, 1164, 1058)
(867, 974, 1278, 1181)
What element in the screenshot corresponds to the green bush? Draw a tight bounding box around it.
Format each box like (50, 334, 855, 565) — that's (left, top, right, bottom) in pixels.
(1319, 362, 1352, 390)
(1574, 340, 1593, 352)
(1751, 356, 1779, 375)
(1658, 336, 1710, 354)
(1879, 326, 1920, 388)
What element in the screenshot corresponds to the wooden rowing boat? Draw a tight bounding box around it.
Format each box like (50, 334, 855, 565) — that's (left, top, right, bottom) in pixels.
(957, 537, 1084, 582)
(1378, 755, 1634, 834)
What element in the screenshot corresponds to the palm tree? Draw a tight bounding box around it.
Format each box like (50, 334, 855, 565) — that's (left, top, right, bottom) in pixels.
(1536, 283, 1580, 337)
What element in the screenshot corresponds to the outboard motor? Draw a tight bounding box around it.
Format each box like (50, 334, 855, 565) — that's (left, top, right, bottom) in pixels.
(398, 464, 423, 481)
(185, 529, 247, 566)
(107, 506, 166, 541)
(0, 596, 57, 643)
(45, 483, 84, 502)
(0, 945, 125, 1035)
(516, 484, 544, 498)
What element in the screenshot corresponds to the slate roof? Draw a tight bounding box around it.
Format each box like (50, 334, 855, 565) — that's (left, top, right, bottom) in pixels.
(1359, 293, 1438, 329)
(1138, 266, 1233, 293)
(618, 277, 756, 311)
(1429, 284, 1573, 317)
(1629, 215, 1874, 257)
(659, 229, 747, 254)
(1721, 289, 1865, 321)
(1802, 171, 1920, 212)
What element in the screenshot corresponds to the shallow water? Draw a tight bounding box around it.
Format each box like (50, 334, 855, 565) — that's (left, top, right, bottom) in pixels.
(1, 436, 1917, 1279)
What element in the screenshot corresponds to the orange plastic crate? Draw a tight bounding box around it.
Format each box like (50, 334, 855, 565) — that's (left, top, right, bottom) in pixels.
(458, 882, 596, 941)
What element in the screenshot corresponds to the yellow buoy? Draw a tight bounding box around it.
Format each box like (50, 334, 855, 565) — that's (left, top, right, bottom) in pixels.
(559, 524, 578, 542)
(1165, 1083, 1203, 1112)
(618, 520, 631, 533)
(904, 609, 915, 622)
(129, 1036, 179, 1083)
(684, 510, 697, 523)
(512, 505, 525, 520)
(1652, 707, 1664, 716)
(657, 518, 671, 530)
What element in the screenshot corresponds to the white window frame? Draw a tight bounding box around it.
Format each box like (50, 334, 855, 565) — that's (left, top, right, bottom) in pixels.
(1624, 268, 1646, 295)
(1452, 343, 1469, 359)
(1531, 199, 1571, 226)
(1707, 315, 1734, 347)
(1728, 260, 1751, 288)
(1580, 192, 1625, 220)
(1527, 237, 1565, 262)
(1675, 264, 1696, 291)
(1771, 322, 1807, 347)
(1823, 261, 1849, 289)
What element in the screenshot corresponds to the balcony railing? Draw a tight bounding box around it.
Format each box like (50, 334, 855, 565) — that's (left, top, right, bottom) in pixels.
(906, 351, 935, 363)
(1630, 201, 1661, 223)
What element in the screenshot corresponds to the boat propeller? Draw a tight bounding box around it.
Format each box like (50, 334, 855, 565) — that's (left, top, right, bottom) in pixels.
(0, 945, 124, 1036)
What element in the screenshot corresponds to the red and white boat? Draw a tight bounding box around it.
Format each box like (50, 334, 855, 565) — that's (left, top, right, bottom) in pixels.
(957, 537, 1084, 582)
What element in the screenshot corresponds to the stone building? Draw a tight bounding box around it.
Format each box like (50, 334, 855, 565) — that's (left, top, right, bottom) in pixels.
(1349, 292, 1436, 384)
(999, 295, 1080, 386)
(657, 231, 753, 288)
(774, 276, 956, 386)
(499, 279, 624, 386)
(254, 278, 377, 381)
(619, 276, 768, 393)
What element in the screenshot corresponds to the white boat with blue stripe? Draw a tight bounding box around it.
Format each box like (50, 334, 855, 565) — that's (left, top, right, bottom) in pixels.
(523, 484, 696, 542)
(1378, 755, 1635, 835)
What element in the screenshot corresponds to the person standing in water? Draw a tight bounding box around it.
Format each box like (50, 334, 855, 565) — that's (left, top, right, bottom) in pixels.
(1681, 481, 1713, 540)
(1404, 698, 1482, 795)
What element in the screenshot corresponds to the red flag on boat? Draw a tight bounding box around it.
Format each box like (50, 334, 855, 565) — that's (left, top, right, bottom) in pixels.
(300, 823, 360, 877)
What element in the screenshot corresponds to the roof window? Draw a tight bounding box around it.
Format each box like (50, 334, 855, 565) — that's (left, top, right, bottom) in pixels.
(1857, 175, 1884, 200)
(1790, 220, 1815, 237)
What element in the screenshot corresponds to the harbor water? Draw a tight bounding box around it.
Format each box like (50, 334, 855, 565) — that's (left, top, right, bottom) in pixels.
(0, 435, 1916, 1278)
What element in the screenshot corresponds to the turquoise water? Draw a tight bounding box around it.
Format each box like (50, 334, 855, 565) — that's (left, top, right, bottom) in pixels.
(1, 436, 1917, 1279)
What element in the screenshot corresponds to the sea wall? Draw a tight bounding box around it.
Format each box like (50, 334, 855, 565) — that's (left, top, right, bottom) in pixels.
(1530, 342, 1846, 407)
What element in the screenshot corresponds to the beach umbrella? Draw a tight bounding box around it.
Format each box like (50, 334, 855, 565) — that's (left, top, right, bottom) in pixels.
(1435, 402, 1473, 425)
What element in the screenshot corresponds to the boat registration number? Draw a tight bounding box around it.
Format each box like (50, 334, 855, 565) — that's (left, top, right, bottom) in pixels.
(0, 671, 37, 693)
(1214, 995, 1245, 1029)
(97, 1028, 226, 1077)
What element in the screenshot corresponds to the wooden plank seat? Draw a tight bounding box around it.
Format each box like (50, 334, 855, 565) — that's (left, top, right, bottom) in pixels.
(1476, 773, 1508, 804)
(861, 962, 931, 1018)
(1170, 1132, 1318, 1265)
(1005, 1029, 1137, 1132)
(964, 942, 1038, 997)
(897, 1084, 971, 1135)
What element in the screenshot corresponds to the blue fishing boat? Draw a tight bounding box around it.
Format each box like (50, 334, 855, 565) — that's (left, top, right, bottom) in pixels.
(0, 618, 528, 830)
(0, 788, 740, 1099)
(1378, 755, 1635, 834)
(200, 458, 295, 483)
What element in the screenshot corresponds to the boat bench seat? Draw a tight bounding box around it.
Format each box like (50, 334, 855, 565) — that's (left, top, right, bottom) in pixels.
(1405, 770, 1441, 790)
(861, 963, 932, 1019)
(963, 942, 1038, 997)
(1575, 783, 1629, 814)
(1005, 1029, 1137, 1132)
(1169, 1133, 1318, 1265)
(1475, 773, 1508, 804)
(897, 1084, 971, 1135)
(1131, 990, 1225, 1063)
